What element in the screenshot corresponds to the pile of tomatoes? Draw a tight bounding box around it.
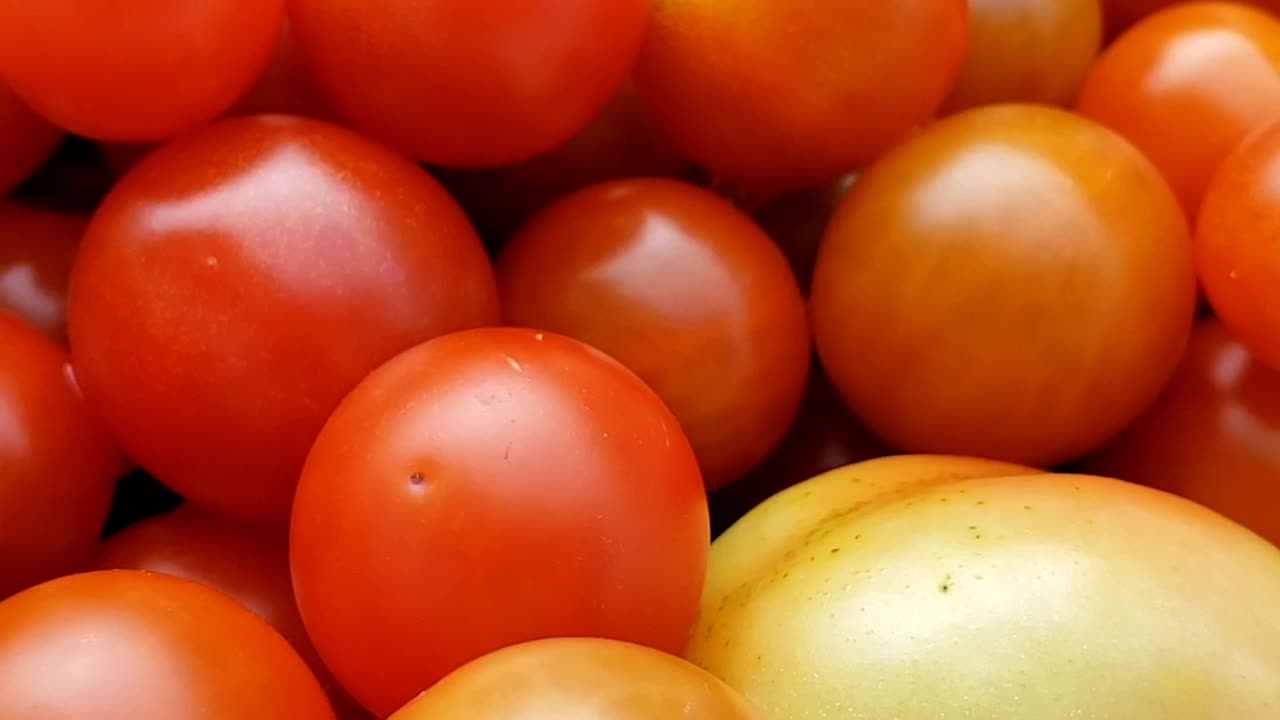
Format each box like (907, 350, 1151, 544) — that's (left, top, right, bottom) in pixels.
(3, 0, 1280, 718)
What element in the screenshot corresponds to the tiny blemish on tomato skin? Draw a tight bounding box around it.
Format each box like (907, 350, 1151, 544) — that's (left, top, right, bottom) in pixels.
(409, 472, 426, 486)
(534, 332, 544, 342)
(505, 355, 523, 373)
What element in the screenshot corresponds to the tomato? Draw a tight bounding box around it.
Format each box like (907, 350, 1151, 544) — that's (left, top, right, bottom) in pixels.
(695, 458, 1280, 718)
(811, 104, 1197, 467)
(1076, 2, 1280, 217)
(1104, 0, 1280, 35)
(752, 175, 857, 294)
(498, 178, 810, 491)
(230, 19, 337, 120)
(0, 83, 62, 195)
(287, 0, 651, 168)
(0, 0, 283, 142)
(388, 638, 754, 719)
(635, 0, 968, 194)
(291, 328, 708, 716)
(0, 202, 84, 344)
(941, 0, 1102, 112)
(68, 115, 500, 524)
(0, 313, 121, 599)
(94, 505, 369, 719)
(0, 570, 335, 719)
(1085, 319, 1280, 547)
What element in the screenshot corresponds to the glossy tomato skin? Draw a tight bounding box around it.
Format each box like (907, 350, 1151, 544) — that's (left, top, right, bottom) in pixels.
(0, 0, 282, 142)
(498, 178, 811, 491)
(0, 84, 62, 195)
(811, 105, 1197, 467)
(0, 570, 335, 720)
(388, 638, 755, 719)
(68, 115, 500, 524)
(0, 314, 122, 599)
(942, 0, 1102, 112)
(291, 328, 708, 717)
(635, 0, 968, 193)
(288, 0, 652, 167)
(0, 202, 85, 344)
(1077, 2, 1280, 217)
(95, 505, 368, 719)
(1085, 320, 1280, 547)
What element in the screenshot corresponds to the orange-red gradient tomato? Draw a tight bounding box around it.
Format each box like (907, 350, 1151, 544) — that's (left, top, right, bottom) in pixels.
(0, 84, 61, 195)
(0, 202, 84, 344)
(0, 0, 283, 141)
(0, 314, 121, 599)
(292, 328, 709, 717)
(68, 116, 500, 524)
(498, 179, 811, 491)
(635, 0, 969, 193)
(388, 638, 756, 720)
(1086, 319, 1280, 547)
(1077, 2, 1280, 217)
(942, 0, 1102, 112)
(288, 0, 652, 168)
(0, 570, 335, 720)
(811, 105, 1197, 467)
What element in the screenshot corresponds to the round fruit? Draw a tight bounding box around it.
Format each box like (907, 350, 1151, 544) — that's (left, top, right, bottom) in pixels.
(0, 202, 84, 344)
(0, 83, 62, 195)
(811, 104, 1197, 466)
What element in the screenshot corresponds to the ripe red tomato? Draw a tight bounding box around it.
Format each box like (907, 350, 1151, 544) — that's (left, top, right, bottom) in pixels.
(387, 638, 755, 719)
(942, 0, 1102, 112)
(1076, 2, 1280, 217)
(95, 505, 368, 719)
(0, 0, 283, 142)
(0, 570, 336, 720)
(68, 115, 500, 524)
(1085, 319, 1280, 547)
(0, 313, 122, 599)
(498, 178, 811, 491)
(0, 202, 84, 344)
(811, 105, 1197, 467)
(0, 83, 61, 195)
(634, 0, 969, 193)
(291, 328, 708, 716)
(287, 0, 652, 168)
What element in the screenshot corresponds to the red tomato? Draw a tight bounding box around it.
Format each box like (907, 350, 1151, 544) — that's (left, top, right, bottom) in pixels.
(287, 0, 652, 167)
(1076, 2, 1280, 217)
(0, 202, 84, 344)
(752, 175, 857, 293)
(388, 638, 755, 719)
(0, 0, 283, 142)
(1085, 319, 1280, 547)
(230, 18, 337, 120)
(811, 105, 1197, 467)
(0, 570, 335, 720)
(95, 505, 369, 719)
(291, 328, 708, 716)
(0, 313, 121, 599)
(635, 0, 969, 193)
(0, 83, 61, 195)
(942, 0, 1102, 112)
(498, 178, 811, 491)
(68, 115, 500, 524)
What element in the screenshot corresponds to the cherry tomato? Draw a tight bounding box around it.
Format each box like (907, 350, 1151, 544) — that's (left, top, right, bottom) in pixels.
(94, 505, 369, 719)
(0, 313, 121, 599)
(752, 175, 857, 293)
(230, 19, 337, 120)
(0, 570, 335, 720)
(0, 0, 283, 142)
(0, 202, 84, 344)
(0, 83, 61, 195)
(287, 0, 652, 168)
(1085, 319, 1280, 547)
(498, 178, 811, 491)
(388, 638, 755, 719)
(635, 0, 969, 194)
(68, 115, 500, 524)
(291, 328, 708, 716)
(811, 104, 1197, 467)
(1076, 2, 1280, 217)
(942, 0, 1102, 112)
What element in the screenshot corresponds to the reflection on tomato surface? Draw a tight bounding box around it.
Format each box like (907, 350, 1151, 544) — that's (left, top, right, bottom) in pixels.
(0, 202, 84, 344)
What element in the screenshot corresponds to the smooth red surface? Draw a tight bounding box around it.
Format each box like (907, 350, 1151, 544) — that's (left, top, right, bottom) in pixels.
(68, 115, 500, 523)
(0, 570, 335, 719)
(0, 83, 62, 195)
(0, 202, 85, 344)
(498, 178, 811, 490)
(287, 0, 652, 167)
(0, 0, 283, 141)
(291, 328, 709, 717)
